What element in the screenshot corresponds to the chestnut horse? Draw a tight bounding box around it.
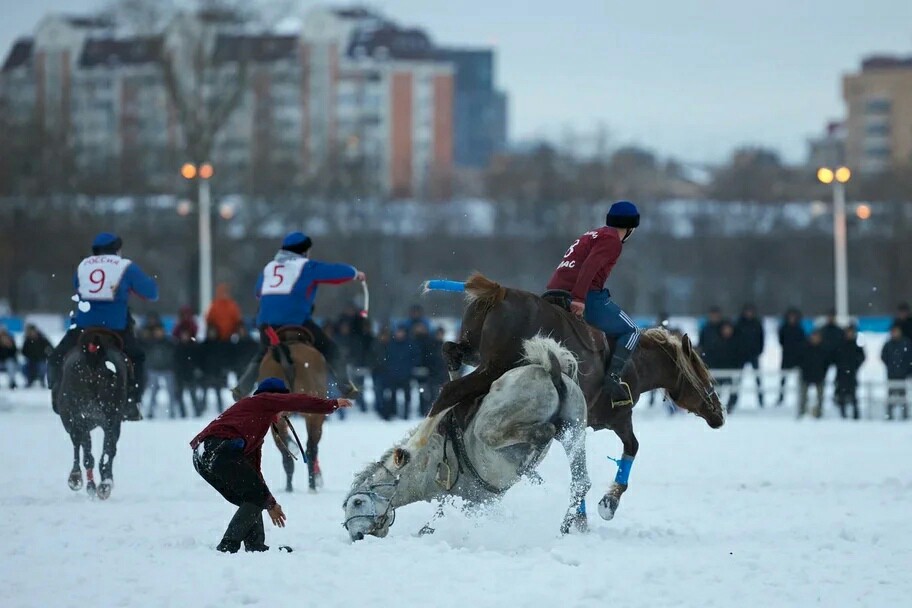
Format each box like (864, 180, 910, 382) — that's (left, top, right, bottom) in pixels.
(257, 327, 329, 493)
(425, 273, 725, 520)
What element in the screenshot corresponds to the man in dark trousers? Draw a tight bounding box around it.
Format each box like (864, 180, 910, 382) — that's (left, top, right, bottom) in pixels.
(191, 377, 351, 553)
(798, 331, 828, 419)
(881, 323, 912, 421)
(734, 304, 765, 406)
(778, 308, 807, 405)
(834, 326, 865, 420)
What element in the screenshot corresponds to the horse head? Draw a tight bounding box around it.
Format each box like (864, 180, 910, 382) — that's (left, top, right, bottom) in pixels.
(654, 331, 725, 428)
(343, 447, 410, 541)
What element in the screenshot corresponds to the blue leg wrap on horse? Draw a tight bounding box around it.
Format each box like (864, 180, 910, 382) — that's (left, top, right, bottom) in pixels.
(613, 455, 634, 485)
(577, 499, 587, 515)
(424, 280, 466, 293)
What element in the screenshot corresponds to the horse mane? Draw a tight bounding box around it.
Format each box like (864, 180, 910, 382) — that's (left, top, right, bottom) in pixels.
(521, 335, 579, 382)
(464, 272, 507, 309)
(349, 410, 449, 491)
(639, 327, 713, 391)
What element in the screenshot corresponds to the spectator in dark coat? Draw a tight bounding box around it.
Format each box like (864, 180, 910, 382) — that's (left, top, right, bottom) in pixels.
(143, 326, 177, 419)
(833, 326, 865, 420)
(0, 328, 19, 389)
(698, 306, 725, 361)
(370, 328, 392, 419)
(735, 304, 765, 406)
(818, 310, 844, 370)
(702, 321, 743, 413)
(403, 304, 431, 334)
(382, 325, 420, 420)
(410, 322, 445, 417)
(21, 324, 52, 388)
(894, 302, 912, 342)
(173, 329, 201, 418)
(778, 307, 806, 405)
(199, 325, 230, 415)
(881, 323, 912, 420)
(798, 331, 828, 419)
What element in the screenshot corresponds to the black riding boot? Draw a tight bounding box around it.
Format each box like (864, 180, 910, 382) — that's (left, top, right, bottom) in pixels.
(122, 358, 145, 421)
(217, 502, 262, 553)
(604, 345, 635, 407)
(231, 351, 265, 402)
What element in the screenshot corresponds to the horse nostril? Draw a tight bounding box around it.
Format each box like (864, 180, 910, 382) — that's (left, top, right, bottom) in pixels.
(353, 532, 364, 541)
(353, 498, 363, 507)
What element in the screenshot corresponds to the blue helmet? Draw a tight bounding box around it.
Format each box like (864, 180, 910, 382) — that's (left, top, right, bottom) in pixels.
(605, 201, 640, 229)
(254, 377, 290, 395)
(281, 231, 312, 254)
(92, 232, 122, 255)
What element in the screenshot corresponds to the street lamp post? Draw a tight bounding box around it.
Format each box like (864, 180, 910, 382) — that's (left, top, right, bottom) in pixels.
(817, 166, 852, 325)
(181, 162, 215, 317)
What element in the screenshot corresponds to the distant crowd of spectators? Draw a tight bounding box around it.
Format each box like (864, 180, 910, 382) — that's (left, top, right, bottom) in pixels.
(695, 302, 912, 420)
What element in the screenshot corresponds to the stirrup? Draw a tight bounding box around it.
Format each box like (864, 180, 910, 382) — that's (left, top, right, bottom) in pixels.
(608, 377, 634, 408)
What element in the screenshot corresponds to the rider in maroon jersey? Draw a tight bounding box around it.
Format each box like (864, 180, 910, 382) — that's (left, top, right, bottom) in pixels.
(547, 201, 640, 406)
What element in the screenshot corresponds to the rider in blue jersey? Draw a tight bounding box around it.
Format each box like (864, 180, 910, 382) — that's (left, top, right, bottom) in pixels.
(231, 232, 365, 400)
(48, 233, 159, 420)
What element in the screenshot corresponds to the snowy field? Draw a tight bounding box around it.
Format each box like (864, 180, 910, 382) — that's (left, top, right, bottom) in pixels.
(1, 388, 911, 608)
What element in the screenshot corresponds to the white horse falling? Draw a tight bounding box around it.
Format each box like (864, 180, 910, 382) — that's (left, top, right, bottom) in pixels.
(343, 336, 591, 541)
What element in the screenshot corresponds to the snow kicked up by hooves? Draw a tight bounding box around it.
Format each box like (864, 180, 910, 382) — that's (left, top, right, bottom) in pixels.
(1, 389, 911, 608)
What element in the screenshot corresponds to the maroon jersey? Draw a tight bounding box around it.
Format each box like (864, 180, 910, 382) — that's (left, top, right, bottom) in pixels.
(546, 227, 623, 302)
(190, 392, 339, 487)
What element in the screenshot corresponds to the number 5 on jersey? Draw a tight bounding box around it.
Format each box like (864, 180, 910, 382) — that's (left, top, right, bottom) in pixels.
(261, 259, 307, 295)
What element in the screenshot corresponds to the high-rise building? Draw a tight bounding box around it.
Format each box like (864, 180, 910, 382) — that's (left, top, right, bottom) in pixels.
(1, 6, 505, 198)
(843, 56, 912, 174)
(435, 49, 507, 169)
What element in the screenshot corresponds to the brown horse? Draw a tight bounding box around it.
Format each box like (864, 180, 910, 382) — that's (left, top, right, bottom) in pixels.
(257, 327, 329, 493)
(426, 273, 725, 520)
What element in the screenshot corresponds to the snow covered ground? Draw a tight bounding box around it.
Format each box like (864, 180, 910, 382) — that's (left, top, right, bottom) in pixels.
(1, 388, 910, 608)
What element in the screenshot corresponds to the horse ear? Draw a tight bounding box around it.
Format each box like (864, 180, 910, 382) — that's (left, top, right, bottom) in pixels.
(393, 448, 410, 468)
(681, 334, 693, 355)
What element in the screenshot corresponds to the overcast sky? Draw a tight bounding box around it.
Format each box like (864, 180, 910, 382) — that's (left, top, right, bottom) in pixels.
(3, 0, 911, 163)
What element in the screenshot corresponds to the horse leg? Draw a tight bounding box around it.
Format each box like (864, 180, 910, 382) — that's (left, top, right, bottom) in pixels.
(64, 419, 83, 491)
(305, 415, 324, 492)
(556, 390, 591, 534)
(81, 428, 96, 498)
(428, 365, 504, 417)
(271, 420, 295, 493)
(96, 418, 121, 500)
(598, 411, 639, 521)
(443, 341, 472, 381)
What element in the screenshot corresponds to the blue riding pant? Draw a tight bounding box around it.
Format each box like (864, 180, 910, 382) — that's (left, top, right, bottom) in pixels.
(584, 290, 640, 353)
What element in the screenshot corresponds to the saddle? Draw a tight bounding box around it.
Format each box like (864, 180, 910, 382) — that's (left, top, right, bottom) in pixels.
(78, 328, 125, 352)
(273, 325, 315, 346)
(541, 289, 573, 312)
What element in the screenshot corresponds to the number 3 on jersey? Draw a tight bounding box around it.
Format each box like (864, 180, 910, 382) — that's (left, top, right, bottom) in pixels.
(261, 259, 307, 296)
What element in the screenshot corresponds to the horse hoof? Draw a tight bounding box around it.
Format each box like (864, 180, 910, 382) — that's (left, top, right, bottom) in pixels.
(315, 473, 324, 489)
(68, 472, 83, 491)
(285, 485, 294, 493)
(598, 494, 620, 521)
(418, 525, 436, 536)
(96, 480, 113, 500)
(86, 480, 97, 499)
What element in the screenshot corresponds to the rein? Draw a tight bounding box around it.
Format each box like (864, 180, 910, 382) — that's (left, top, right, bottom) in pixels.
(343, 461, 400, 533)
(439, 411, 505, 497)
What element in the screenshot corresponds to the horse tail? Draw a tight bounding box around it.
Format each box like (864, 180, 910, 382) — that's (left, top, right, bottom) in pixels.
(464, 272, 507, 308)
(522, 335, 578, 404)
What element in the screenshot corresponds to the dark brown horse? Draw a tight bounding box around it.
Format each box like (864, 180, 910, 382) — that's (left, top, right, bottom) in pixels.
(426, 273, 725, 520)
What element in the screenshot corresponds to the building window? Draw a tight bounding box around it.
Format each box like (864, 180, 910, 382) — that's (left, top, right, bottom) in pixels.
(864, 146, 891, 159)
(865, 98, 891, 114)
(865, 123, 890, 137)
